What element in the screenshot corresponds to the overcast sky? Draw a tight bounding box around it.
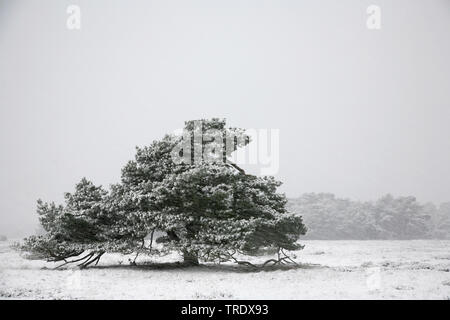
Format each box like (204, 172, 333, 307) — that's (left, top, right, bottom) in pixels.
(1, 0, 449, 237)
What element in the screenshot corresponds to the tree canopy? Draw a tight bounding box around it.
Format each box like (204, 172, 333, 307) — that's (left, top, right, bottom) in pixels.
(18, 119, 306, 268)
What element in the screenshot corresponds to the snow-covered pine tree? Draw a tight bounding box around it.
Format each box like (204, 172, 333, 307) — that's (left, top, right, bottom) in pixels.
(19, 119, 307, 267)
(121, 118, 306, 265)
(19, 178, 148, 267)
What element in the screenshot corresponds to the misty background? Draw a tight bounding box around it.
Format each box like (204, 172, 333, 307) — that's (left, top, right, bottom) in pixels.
(0, 0, 449, 237)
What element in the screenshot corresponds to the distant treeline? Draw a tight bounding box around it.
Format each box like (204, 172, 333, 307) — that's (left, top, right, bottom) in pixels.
(288, 193, 450, 240)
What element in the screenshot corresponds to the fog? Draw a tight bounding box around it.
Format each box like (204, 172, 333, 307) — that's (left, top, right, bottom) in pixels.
(1, 0, 449, 237)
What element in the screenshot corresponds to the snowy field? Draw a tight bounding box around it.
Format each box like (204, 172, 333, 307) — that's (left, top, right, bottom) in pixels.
(1, 239, 450, 299)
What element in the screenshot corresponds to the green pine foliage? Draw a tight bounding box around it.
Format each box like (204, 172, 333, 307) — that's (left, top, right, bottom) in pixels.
(18, 119, 306, 267)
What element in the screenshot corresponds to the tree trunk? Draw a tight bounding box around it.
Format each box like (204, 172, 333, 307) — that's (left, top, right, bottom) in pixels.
(167, 230, 199, 265)
(183, 250, 199, 266)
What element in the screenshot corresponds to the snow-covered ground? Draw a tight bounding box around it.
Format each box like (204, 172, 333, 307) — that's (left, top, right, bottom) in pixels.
(1, 239, 450, 299)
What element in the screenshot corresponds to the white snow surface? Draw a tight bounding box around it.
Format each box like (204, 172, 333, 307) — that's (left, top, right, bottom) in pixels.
(1, 240, 450, 299)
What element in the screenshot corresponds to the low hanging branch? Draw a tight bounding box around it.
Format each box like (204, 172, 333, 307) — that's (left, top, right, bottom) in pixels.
(54, 251, 105, 269)
(45, 248, 84, 263)
(131, 239, 145, 265)
(131, 230, 155, 266)
(226, 248, 298, 269)
(79, 251, 105, 268)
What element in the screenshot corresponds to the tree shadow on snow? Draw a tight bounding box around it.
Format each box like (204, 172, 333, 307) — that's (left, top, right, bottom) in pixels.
(84, 261, 325, 273)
